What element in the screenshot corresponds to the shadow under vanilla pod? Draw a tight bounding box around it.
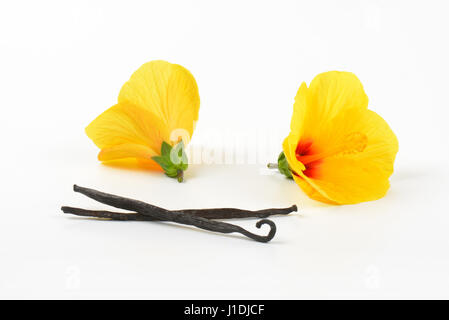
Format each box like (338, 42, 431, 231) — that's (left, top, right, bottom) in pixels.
(61, 185, 297, 243)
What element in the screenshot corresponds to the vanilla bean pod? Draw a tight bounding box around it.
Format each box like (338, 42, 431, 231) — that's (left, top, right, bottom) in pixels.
(61, 205, 297, 221)
(71, 185, 296, 219)
(63, 205, 276, 242)
(61, 206, 148, 221)
(63, 185, 288, 242)
(173, 205, 297, 219)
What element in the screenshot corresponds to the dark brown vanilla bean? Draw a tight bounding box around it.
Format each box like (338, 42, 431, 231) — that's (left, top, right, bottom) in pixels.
(62, 205, 276, 242)
(72, 185, 168, 216)
(61, 206, 148, 221)
(65, 185, 289, 242)
(71, 185, 297, 219)
(61, 205, 297, 221)
(173, 205, 297, 219)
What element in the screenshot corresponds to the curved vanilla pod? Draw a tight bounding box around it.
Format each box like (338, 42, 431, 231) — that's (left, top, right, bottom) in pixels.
(62, 185, 296, 242)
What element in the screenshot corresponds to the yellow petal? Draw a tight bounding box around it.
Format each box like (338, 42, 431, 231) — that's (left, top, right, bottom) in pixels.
(99, 143, 155, 161)
(289, 82, 308, 134)
(85, 102, 168, 162)
(285, 107, 398, 204)
(118, 60, 200, 143)
(282, 134, 305, 173)
(290, 71, 368, 141)
(292, 174, 337, 205)
(100, 158, 164, 171)
(98, 144, 162, 170)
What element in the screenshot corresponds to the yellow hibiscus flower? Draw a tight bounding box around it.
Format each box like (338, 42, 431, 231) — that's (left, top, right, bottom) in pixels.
(85, 60, 200, 182)
(275, 71, 398, 204)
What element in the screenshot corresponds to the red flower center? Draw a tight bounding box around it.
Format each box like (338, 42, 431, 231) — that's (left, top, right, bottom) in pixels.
(295, 139, 322, 179)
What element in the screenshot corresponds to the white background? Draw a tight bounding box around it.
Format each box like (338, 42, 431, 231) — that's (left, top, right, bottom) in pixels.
(1, 0, 449, 299)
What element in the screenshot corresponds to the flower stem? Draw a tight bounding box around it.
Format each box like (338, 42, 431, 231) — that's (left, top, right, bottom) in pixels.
(267, 163, 278, 169)
(177, 169, 184, 183)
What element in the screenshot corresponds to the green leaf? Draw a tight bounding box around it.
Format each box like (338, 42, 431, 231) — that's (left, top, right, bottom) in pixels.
(277, 151, 293, 179)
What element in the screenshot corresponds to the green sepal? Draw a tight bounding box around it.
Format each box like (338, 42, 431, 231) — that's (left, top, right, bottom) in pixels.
(171, 140, 188, 171)
(277, 151, 293, 179)
(152, 140, 189, 182)
(161, 141, 172, 157)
